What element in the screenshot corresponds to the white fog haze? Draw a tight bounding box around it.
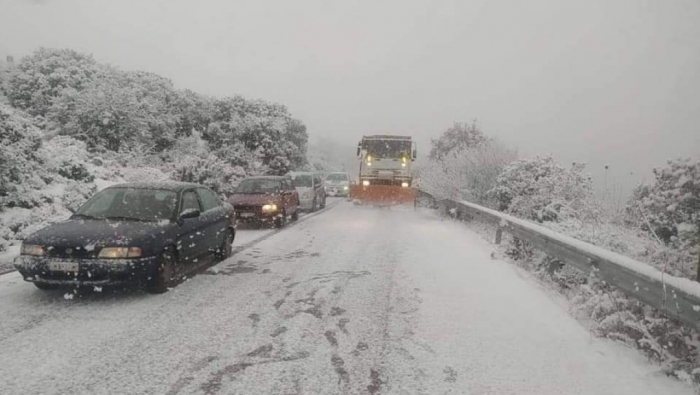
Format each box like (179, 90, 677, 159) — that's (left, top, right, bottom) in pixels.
(1, 1, 700, 394)
(2, 0, 699, 193)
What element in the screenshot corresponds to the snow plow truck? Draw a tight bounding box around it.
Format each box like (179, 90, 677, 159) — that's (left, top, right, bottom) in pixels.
(349, 135, 417, 206)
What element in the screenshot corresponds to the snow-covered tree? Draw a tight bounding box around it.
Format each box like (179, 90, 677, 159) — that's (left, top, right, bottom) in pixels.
(429, 120, 488, 160)
(489, 156, 596, 223)
(0, 104, 47, 209)
(634, 158, 699, 249)
(5, 48, 102, 116)
(49, 73, 150, 152)
(419, 139, 517, 204)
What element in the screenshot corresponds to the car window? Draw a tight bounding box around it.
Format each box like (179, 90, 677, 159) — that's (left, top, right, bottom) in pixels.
(235, 179, 281, 193)
(326, 173, 349, 182)
(197, 188, 221, 212)
(291, 174, 313, 188)
(284, 180, 295, 191)
(180, 191, 200, 213)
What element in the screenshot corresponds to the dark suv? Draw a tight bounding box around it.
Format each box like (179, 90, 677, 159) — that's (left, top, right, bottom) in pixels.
(227, 176, 300, 228)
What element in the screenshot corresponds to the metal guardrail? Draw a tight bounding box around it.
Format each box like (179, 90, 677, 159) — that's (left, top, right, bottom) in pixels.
(416, 190, 700, 331)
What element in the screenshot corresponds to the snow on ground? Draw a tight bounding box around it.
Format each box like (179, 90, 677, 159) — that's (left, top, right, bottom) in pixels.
(0, 245, 20, 274)
(0, 200, 692, 394)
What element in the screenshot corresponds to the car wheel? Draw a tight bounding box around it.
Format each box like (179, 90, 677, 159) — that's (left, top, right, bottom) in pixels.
(275, 210, 287, 228)
(320, 195, 326, 209)
(147, 251, 176, 294)
(34, 282, 59, 291)
(215, 229, 234, 261)
(291, 209, 299, 221)
(311, 198, 317, 212)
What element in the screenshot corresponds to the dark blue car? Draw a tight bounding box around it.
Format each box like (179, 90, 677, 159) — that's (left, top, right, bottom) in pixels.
(14, 182, 236, 293)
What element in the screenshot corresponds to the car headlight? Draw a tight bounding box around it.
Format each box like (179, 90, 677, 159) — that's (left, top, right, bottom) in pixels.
(98, 247, 142, 259)
(362, 180, 370, 186)
(262, 204, 278, 212)
(343, 186, 349, 190)
(401, 182, 409, 188)
(21, 244, 44, 256)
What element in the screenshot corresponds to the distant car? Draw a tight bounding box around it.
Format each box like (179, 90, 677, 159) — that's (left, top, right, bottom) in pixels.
(14, 182, 236, 294)
(325, 172, 351, 197)
(227, 176, 300, 228)
(289, 172, 326, 212)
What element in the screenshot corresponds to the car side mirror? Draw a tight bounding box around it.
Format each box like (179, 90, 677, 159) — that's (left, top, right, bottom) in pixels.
(356, 146, 361, 157)
(177, 208, 200, 225)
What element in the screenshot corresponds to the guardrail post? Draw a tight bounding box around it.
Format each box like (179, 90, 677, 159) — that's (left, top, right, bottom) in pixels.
(495, 226, 503, 245)
(696, 253, 700, 282)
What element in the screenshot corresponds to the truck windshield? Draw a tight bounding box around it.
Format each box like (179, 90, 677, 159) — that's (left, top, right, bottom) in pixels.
(362, 140, 411, 159)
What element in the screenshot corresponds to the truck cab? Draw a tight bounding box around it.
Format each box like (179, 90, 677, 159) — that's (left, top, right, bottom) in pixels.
(356, 135, 417, 187)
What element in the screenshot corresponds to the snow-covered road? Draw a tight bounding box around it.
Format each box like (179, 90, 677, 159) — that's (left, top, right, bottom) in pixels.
(0, 201, 692, 395)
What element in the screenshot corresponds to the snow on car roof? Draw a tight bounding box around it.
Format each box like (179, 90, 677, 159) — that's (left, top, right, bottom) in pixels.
(107, 181, 204, 191)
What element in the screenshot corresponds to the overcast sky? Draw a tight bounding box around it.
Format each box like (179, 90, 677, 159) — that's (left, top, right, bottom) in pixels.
(1, 0, 699, 196)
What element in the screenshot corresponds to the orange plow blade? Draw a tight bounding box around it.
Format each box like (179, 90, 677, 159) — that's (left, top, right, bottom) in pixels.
(349, 185, 416, 206)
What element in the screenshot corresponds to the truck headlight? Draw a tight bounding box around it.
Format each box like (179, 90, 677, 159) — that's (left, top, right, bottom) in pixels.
(343, 186, 349, 190)
(262, 204, 278, 212)
(362, 180, 370, 186)
(401, 162, 406, 167)
(21, 244, 44, 256)
(401, 182, 409, 188)
(98, 247, 142, 259)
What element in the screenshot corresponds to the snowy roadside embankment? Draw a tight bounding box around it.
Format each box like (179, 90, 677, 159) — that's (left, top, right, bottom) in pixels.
(435, 204, 700, 387)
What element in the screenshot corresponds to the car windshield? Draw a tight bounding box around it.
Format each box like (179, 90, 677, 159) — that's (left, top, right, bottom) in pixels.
(76, 188, 177, 221)
(326, 173, 348, 182)
(291, 174, 313, 188)
(235, 179, 281, 194)
(362, 139, 411, 159)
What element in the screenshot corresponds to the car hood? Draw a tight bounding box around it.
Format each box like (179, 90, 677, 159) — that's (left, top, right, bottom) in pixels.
(228, 194, 282, 206)
(24, 218, 172, 251)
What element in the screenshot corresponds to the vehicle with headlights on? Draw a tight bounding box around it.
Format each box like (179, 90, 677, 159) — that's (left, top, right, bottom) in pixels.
(324, 172, 351, 197)
(14, 182, 236, 294)
(227, 176, 300, 228)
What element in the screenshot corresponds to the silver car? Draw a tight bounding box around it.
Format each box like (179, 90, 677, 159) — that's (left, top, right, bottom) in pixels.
(289, 172, 327, 212)
(324, 172, 351, 197)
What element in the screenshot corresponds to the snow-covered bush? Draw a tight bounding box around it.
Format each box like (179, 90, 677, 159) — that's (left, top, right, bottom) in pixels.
(173, 154, 246, 195)
(5, 48, 102, 116)
(489, 156, 598, 223)
(419, 139, 516, 204)
(636, 158, 699, 250)
(0, 104, 49, 210)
